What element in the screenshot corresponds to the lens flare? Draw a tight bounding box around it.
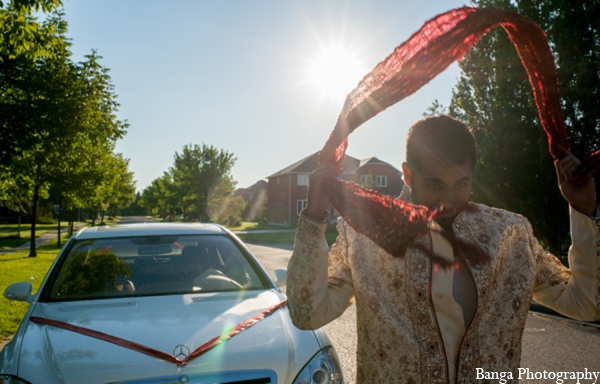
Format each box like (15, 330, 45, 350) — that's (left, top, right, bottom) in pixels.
(308, 46, 366, 104)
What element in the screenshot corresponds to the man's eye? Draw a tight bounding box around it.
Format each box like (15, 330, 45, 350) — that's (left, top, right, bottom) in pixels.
(427, 183, 442, 191)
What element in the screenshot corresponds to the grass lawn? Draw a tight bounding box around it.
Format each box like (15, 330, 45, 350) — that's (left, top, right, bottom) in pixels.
(0, 237, 65, 338)
(236, 228, 339, 246)
(0, 222, 86, 250)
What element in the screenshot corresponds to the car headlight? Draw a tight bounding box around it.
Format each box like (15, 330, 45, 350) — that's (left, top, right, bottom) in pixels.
(0, 376, 31, 384)
(293, 346, 344, 384)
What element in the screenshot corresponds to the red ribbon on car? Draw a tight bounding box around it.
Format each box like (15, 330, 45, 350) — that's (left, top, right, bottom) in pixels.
(30, 299, 287, 367)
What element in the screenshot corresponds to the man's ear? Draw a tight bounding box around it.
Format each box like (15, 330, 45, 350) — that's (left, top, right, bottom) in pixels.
(402, 162, 412, 187)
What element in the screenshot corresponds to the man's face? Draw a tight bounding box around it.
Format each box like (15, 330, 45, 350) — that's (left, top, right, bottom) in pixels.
(402, 154, 473, 221)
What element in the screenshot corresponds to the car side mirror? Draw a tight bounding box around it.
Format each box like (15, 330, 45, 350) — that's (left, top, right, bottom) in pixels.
(274, 268, 287, 285)
(4, 281, 34, 303)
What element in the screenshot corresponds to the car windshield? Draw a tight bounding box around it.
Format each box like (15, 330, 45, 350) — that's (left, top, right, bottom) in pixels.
(44, 234, 269, 301)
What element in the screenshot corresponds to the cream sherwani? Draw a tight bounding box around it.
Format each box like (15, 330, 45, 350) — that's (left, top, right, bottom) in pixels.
(287, 192, 600, 383)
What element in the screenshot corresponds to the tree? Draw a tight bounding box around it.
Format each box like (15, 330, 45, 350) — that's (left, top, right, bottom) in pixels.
(120, 191, 146, 216)
(422, 99, 448, 117)
(206, 176, 247, 227)
(106, 155, 136, 218)
(170, 144, 237, 220)
(242, 189, 268, 223)
(140, 173, 177, 220)
(1, 28, 127, 255)
(0, 10, 69, 216)
(0, 0, 64, 61)
(81, 152, 133, 226)
(141, 144, 239, 222)
(442, 0, 600, 254)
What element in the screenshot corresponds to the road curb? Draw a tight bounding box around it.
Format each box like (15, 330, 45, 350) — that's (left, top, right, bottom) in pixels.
(529, 301, 600, 328)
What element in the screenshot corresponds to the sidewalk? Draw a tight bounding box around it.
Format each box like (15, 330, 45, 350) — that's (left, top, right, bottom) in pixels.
(0, 223, 87, 254)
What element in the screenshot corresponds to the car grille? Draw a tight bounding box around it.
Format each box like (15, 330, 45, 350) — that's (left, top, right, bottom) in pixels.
(108, 369, 277, 384)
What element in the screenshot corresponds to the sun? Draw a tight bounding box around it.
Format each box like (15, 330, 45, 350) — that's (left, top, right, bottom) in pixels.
(307, 46, 366, 104)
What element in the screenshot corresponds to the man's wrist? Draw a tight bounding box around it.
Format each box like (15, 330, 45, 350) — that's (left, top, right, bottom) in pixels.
(301, 208, 328, 224)
(588, 206, 600, 220)
(572, 203, 600, 220)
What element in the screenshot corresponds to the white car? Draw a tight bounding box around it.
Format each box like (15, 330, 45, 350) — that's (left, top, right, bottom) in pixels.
(0, 223, 343, 384)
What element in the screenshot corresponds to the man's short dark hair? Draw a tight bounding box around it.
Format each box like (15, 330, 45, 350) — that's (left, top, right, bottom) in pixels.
(406, 115, 477, 171)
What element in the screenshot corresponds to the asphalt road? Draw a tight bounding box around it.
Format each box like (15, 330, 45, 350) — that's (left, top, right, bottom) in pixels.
(246, 243, 600, 384)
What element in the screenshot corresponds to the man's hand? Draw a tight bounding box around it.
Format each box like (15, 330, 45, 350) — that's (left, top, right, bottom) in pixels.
(555, 146, 597, 217)
(304, 162, 339, 221)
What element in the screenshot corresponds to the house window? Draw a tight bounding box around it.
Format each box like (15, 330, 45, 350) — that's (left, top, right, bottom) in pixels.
(376, 175, 387, 187)
(297, 199, 307, 215)
(297, 174, 309, 186)
(360, 174, 372, 186)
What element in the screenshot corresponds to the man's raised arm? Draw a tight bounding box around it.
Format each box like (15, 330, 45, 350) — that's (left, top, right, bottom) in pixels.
(532, 148, 600, 321)
(286, 163, 355, 330)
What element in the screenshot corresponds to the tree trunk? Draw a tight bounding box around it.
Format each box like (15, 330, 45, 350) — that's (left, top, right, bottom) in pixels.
(100, 210, 105, 225)
(57, 196, 62, 248)
(68, 209, 74, 237)
(91, 208, 97, 227)
(29, 185, 39, 257)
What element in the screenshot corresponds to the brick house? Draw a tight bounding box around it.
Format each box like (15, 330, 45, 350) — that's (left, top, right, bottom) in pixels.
(266, 152, 404, 226)
(235, 180, 268, 221)
(235, 180, 267, 204)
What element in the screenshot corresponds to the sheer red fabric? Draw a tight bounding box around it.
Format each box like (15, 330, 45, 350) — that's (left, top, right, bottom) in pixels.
(318, 7, 600, 266)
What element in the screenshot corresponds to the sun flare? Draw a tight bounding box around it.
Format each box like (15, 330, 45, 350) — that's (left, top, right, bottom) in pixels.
(307, 46, 366, 104)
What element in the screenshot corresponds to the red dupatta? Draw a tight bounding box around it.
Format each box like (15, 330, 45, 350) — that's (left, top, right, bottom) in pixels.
(318, 7, 600, 265)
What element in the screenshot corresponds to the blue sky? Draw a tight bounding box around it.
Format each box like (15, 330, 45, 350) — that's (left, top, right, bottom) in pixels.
(62, 0, 469, 191)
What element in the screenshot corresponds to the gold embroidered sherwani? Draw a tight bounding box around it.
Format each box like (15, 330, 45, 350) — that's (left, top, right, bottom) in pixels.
(287, 193, 600, 383)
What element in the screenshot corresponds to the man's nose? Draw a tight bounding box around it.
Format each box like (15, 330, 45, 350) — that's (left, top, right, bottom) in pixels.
(438, 190, 455, 208)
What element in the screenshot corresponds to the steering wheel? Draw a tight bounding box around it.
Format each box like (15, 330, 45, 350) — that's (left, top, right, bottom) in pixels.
(198, 274, 243, 291)
(116, 278, 135, 294)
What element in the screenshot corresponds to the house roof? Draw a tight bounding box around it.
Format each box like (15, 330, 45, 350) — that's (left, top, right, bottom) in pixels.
(236, 179, 267, 194)
(343, 156, 403, 175)
(267, 152, 360, 178)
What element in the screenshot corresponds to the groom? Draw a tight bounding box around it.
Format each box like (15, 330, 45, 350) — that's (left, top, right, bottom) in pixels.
(286, 115, 599, 383)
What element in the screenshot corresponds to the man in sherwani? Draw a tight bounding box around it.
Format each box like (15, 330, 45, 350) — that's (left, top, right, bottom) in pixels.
(286, 115, 600, 383)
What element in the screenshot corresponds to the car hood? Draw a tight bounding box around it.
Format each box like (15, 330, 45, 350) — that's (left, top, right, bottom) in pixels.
(17, 290, 320, 384)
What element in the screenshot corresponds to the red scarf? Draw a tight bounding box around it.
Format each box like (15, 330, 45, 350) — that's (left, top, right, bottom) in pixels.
(318, 7, 600, 266)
